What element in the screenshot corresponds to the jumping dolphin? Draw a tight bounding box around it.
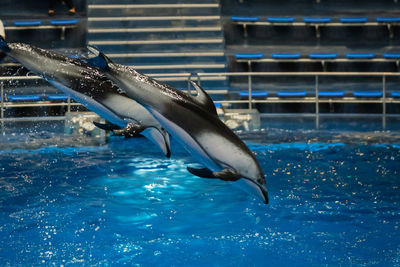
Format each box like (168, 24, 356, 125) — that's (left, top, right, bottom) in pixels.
(85, 47, 269, 204)
(0, 37, 171, 157)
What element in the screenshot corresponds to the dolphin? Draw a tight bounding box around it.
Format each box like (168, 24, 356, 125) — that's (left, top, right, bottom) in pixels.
(0, 37, 171, 157)
(85, 47, 269, 204)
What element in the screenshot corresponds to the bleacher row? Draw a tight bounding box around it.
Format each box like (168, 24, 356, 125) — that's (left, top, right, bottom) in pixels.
(3, 19, 78, 27)
(2, 89, 400, 108)
(3, 19, 79, 40)
(235, 53, 400, 60)
(233, 52, 400, 72)
(231, 16, 400, 38)
(4, 95, 68, 101)
(231, 16, 400, 23)
(238, 91, 400, 98)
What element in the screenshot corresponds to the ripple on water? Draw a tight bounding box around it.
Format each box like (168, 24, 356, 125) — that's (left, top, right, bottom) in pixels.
(0, 141, 399, 266)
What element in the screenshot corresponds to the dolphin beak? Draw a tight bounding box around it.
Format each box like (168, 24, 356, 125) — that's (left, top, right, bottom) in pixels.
(253, 181, 269, 204)
(236, 178, 269, 204)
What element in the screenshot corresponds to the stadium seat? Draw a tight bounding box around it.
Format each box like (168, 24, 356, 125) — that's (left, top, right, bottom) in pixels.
(318, 91, 345, 97)
(231, 16, 259, 22)
(9, 95, 41, 101)
(267, 17, 295, 23)
(239, 91, 268, 97)
(376, 17, 400, 23)
(277, 91, 307, 97)
(309, 53, 338, 59)
(13, 20, 42, 26)
(272, 53, 301, 59)
(346, 53, 375, 59)
(339, 17, 368, 23)
(383, 53, 400, 59)
(47, 95, 69, 100)
(303, 17, 331, 23)
(234, 53, 264, 59)
(353, 91, 382, 97)
(49, 19, 78, 26)
(214, 102, 222, 108)
(391, 91, 400, 97)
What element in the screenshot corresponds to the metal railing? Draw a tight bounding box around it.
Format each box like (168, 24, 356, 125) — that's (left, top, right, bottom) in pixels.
(196, 72, 400, 129)
(1, 71, 400, 131)
(232, 20, 400, 39)
(5, 24, 78, 40)
(0, 73, 194, 131)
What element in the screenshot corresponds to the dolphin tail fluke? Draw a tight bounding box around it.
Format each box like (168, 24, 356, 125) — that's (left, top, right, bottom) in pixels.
(85, 45, 113, 71)
(141, 127, 171, 158)
(0, 36, 10, 53)
(187, 167, 241, 181)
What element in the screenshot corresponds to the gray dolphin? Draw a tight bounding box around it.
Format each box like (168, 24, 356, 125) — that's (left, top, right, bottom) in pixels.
(0, 37, 171, 157)
(85, 47, 269, 204)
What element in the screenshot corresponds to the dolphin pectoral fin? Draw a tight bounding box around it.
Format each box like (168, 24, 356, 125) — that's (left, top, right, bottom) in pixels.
(187, 167, 241, 181)
(213, 169, 241, 181)
(85, 45, 112, 70)
(113, 123, 144, 137)
(93, 121, 121, 131)
(141, 127, 171, 158)
(189, 81, 217, 116)
(187, 167, 216, 178)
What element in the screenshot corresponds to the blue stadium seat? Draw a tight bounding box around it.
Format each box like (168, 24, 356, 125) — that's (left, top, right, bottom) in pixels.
(47, 95, 69, 100)
(231, 16, 259, 22)
(277, 91, 307, 97)
(303, 17, 332, 23)
(318, 91, 345, 97)
(346, 53, 375, 59)
(267, 17, 295, 23)
(383, 53, 400, 59)
(239, 91, 268, 97)
(309, 53, 338, 59)
(353, 91, 382, 98)
(391, 91, 400, 98)
(50, 19, 78, 26)
(9, 95, 41, 101)
(376, 17, 400, 23)
(272, 53, 301, 59)
(13, 20, 42, 26)
(339, 17, 368, 23)
(234, 53, 264, 59)
(214, 102, 222, 108)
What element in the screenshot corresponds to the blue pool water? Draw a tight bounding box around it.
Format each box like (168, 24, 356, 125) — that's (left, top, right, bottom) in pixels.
(0, 130, 399, 266)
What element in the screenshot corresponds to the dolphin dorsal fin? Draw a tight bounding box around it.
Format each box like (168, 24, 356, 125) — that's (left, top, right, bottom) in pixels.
(85, 45, 112, 71)
(141, 127, 171, 158)
(189, 81, 217, 116)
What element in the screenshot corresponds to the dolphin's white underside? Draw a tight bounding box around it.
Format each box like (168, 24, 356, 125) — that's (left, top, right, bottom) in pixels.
(48, 80, 128, 127)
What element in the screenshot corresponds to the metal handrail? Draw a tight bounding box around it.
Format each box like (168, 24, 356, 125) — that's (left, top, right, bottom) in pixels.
(232, 20, 399, 38)
(197, 71, 400, 76)
(197, 71, 400, 130)
(0, 73, 194, 130)
(5, 25, 78, 40)
(1, 71, 400, 131)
